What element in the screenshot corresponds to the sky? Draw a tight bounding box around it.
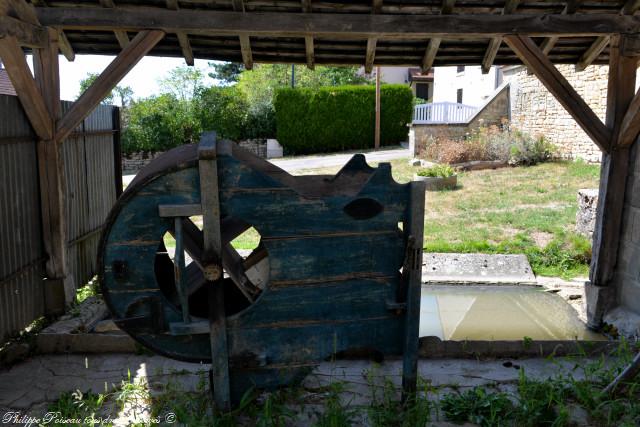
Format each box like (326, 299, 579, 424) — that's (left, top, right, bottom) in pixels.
(31, 55, 218, 102)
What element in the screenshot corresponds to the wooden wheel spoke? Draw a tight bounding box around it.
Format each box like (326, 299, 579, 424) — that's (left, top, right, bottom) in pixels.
(168, 217, 261, 302)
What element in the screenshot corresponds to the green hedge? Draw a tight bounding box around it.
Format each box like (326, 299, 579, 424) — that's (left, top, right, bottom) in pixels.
(274, 84, 413, 155)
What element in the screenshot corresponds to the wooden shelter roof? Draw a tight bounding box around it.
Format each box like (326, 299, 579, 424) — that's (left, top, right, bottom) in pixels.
(20, 0, 640, 72)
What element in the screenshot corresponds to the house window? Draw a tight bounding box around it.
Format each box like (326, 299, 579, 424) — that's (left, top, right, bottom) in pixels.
(457, 65, 465, 73)
(456, 88, 463, 104)
(416, 83, 430, 101)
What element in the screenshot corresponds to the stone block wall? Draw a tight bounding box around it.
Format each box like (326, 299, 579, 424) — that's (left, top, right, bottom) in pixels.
(502, 65, 608, 163)
(606, 142, 640, 337)
(576, 189, 598, 239)
(412, 84, 510, 156)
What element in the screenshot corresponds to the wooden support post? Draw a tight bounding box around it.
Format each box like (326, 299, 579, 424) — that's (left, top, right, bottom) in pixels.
(505, 35, 611, 152)
(34, 29, 73, 310)
(56, 30, 164, 143)
(365, 37, 377, 74)
(402, 181, 425, 398)
(375, 66, 381, 150)
(239, 34, 253, 70)
(588, 35, 639, 327)
(304, 35, 314, 70)
(199, 132, 231, 411)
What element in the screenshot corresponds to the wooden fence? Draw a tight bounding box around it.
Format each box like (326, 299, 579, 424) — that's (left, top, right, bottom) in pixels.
(0, 95, 120, 343)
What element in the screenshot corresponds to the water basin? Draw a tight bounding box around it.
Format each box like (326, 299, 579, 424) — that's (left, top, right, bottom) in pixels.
(420, 285, 605, 341)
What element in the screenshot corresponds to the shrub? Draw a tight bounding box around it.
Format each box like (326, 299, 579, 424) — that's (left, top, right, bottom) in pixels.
(416, 164, 455, 178)
(274, 84, 414, 155)
(419, 124, 557, 166)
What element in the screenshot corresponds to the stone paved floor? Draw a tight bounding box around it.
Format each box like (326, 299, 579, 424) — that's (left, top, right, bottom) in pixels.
(0, 354, 592, 426)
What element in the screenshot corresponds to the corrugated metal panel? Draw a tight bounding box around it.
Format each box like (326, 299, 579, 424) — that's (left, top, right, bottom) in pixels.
(61, 101, 117, 289)
(0, 97, 118, 342)
(0, 95, 45, 342)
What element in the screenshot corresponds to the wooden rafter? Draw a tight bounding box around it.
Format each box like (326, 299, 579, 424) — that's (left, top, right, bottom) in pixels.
(239, 34, 253, 70)
(36, 8, 640, 38)
(99, 0, 129, 48)
(505, 35, 611, 152)
(0, 36, 52, 139)
(166, 0, 194, 65)
(56, 30, 164, 143)
(0, 15, 46, 47)
(233, 0, 252, 70)
(372, 0, 382, 14)
(481, 0, 519, 74)
(305, 35, 314, 69)
(539, 0, 582, 55)
(576, 0, 640, 71)
(365, 37, 377, 74)
(7, 0, 74, 60)
(302, 0, 314, 69)
(420, 0, 453, 72)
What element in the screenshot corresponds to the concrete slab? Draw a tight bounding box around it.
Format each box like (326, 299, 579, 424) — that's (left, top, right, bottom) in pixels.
(0, 354, 603, 426)
(423, 253, 537, 285)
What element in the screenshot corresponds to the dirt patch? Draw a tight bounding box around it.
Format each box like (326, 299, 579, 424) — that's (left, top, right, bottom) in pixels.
(531, 231, 554, 248)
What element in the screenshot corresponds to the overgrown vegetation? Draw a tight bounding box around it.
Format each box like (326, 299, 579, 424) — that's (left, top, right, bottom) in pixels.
(43, 342, 640, 426)
(416, 164, 455, 178)
(421, 124, 557, 166)
(110, 64, 369, 154)
(274, 85, 414, 154)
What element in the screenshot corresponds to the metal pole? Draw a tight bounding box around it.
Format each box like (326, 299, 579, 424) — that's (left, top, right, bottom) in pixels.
(291, 64, 295, 88)
(375, 66, 381, 150)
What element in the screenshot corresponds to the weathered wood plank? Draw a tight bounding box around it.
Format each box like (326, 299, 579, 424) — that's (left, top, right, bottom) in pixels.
(36, 8, 640, 38)
(0, 15, 47, 47)
(421, 38, 440, 72)
(0, 36, 52, 139)
(365, 37, 376, 74)
(56, 30, 164, 143)
(618, 88, 640, 147)
(401, 181, 425, 397)
(177, 32, 194, 66)
(589, 35, 638, 306)
(481, 0, 520, 74)
(304, 35, 314, 69)
(576, 0, 640, 71)
(505, 35, 611, 153)
(372, 0, 382, 14)
(239, 34, 253, 70)
(56, 29, 75, 61)
(539, 0, 582, 55)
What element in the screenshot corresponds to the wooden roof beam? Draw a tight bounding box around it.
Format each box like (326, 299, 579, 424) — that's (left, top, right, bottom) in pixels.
(36, 9, 640, 38)
(0, 15, 47, 47)
(420, 0, 454, 73)
(365, 37, 376, 73)
(505, 35, 611, 152)
(56, 30, 164, 143)
(5, 0, 74, 59)
(0, 36, 52, 139)
(305, 35, 314, 69)
(481, 0, 520, 74)
(239, 34, 252, 69)
(576, 0, 640, 71)
(99, 0, 129, 48)
(166, 0, 194, 65)
(539, 0, 582, 55)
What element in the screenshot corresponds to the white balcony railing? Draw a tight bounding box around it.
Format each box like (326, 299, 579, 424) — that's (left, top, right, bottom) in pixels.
(413, 102, 479, 124)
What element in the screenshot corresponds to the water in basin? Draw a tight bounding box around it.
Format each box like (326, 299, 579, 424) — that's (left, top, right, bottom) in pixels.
(420, 285, 605, 341)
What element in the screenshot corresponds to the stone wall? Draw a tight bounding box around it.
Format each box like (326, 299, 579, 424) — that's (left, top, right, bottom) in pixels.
(575, 189, 598, 239)
(502, 65, 607, 163)
(604, 142, 640, 338)
(411, 84, 510, 156)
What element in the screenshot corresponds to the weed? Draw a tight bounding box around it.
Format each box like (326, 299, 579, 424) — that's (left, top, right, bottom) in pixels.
(440, 386, 514, 426)
(314, 382, 357, 427)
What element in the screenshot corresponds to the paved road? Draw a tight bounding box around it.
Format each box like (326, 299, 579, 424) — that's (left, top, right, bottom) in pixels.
(122, 146, 411, 187)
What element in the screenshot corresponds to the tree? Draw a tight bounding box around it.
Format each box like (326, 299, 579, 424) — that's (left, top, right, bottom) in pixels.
(159, 66, 205, 101)
(78, 72, 134, 107)
(208, 62, 244, 84)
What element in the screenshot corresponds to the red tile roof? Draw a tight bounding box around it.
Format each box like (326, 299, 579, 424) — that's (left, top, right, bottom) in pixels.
(0, 69, 17, 96)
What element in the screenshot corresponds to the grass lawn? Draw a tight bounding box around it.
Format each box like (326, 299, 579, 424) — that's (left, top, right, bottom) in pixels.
(299, 158, 601, 279)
